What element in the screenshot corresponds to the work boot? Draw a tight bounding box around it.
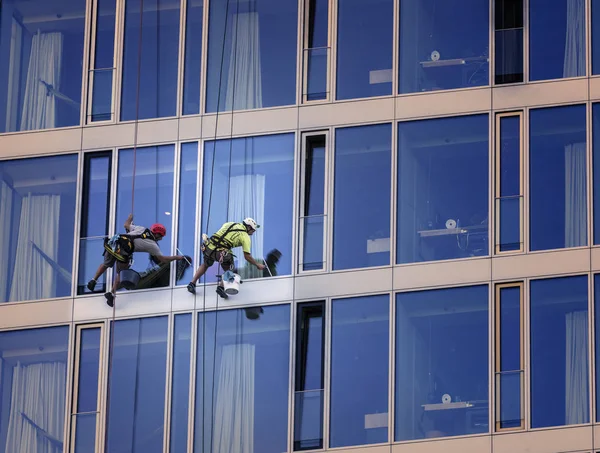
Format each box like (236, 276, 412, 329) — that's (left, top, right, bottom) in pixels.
(187, 282, 196, 295)
(87, 279, 96, 292)
(104, 292, 114, 307)
(216, 286, 228, 299)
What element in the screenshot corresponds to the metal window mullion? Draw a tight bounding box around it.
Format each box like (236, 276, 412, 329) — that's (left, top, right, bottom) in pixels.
(298, 0, 307, 104)
(71, 150, 86, 298)
(323, 297, 332, 449)
(524, 278, 532, 430)
(523, 108, 530, 253)
(199, 0, 210, 114)
(388, 292, 395, 444)
(291, 129, 301, 278)
(98, 318, 113, 453)
(287, 301, 297, 452)
(390, 117, 397, 268)
(196, 139, 206, 294)
(163, 314, 176, 453)
(326, 127, 335, 272)
(114, 0, 126, 122)
(176, 0, 187, 117)
(588, 102, 593, 248)
(107, 147, 119, 292)
(524, 0, 530, 82)
(329, 0, 337, 102)
(171, 142, 183, 287)
(490, 0, 495, 86)
(67, 325, 82, 453)
(86, 0, 99, 123)
(587, 0, 592, 77)
(187, 312, 199, 453)
(588, 271, 596, 425)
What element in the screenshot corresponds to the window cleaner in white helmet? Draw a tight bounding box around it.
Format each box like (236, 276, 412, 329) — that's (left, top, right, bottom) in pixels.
(187, 217, 265, 298)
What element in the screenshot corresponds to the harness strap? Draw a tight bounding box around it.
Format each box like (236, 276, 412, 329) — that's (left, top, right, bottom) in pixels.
(208, 223, 247, 251)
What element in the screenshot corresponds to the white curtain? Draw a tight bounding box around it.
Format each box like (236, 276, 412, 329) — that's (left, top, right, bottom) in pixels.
(6, 17, 24, 132)
(225, 8, 262, 111)
(4, 361, 66, 453)
(0, 181, 14, 301)
(563, 0, 585, 78)
(565, 311, 589, 424)
(564, 142, 586, 247)
(9, 194, 61, 302)
(212, 344, 256, 453)
(20, 31, 63, 131)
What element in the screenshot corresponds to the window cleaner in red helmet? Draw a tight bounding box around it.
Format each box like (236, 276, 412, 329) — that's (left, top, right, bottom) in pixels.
(187, 217, 265, 298)
(87, 213, 185, 307)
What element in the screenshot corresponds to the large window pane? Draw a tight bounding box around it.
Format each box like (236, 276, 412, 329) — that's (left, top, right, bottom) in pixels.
(336, 0, 393, 100)
(170, 314, 192, 453)
(183, 0, 203, 115)
(396, 285, 488, 441)
(205, 0, 297, 112)
(0, 0, 85, 132)
(0, 326, 69, 453)
(116, 145, 175, 289)
(201, 134, 294, 282)
(398, 0, 489, 94)
(194, 305, 290, 453)
(530, 0, 585, 81)
(592, 103, 600, 244)
(531, 276, 589, 428)
(177, 143, 198, 284)
(120, 0, 180, 121)
(106, 316, 168, 453)
(0, 155, 78, 303)
(330, 295, 389, 448)
(334, 124, 391, 270)
(397, 115, 489, 264)
(530, 105, 587, 251)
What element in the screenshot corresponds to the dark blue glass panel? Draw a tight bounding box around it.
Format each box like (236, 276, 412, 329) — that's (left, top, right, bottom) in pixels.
(499, 286, 520, 372)
(308, 0, 328, 48)
(0, 0, 85, 132)
(0, 326, 69, 452)
(530, 0, 585, 81)
(398, 0, 489, 94)
(201, 134, 294, 282)
(170, 314, 192, 453)
(0, 155, 78, 302)
(73, 414, 96, 453)
(121, 0, 179, 120)
(495, 29, 524, 84)
(91, 69, 113, 122)
(334, 124, 391, 270)
(206, 0, 297, 112)
(183, 0, 203, 115)
(530, 105, 587, 251)
(77, 328, 101, 413)
(593, 0, 600, 74)
(530, 276, 589, 428)
(593, 103, 600, 244)
(498, 371, 522, 429)
(177, 143, 198, 284)
(499, 116, 520, 197)
(302, 217, 324, 271)
(594, 274, 600, 421)
(397, 115, 489, 264)
(194, 305, 290, 453)
(94, 0, 116, 69)
(306, 49, 328, 101)
(106, 317, 168, 453)
(295, 390, 323, 450)
(499, 197, 521, 252)
(330, 295, 389, 447)
(395, 285, 489, 441)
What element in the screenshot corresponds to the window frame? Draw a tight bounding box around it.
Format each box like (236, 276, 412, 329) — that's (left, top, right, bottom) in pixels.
(301, 0, 332, 103)
(492, 0, 526, 86)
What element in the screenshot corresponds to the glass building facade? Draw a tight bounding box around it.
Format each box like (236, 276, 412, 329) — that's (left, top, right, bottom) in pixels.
(1, 0, 600, 452)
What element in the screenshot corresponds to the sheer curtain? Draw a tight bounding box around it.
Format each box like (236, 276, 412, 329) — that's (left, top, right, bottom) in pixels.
(6, 18, 24, 132)
(0, 180, 14, 301)
(564, 143, 586, 247)
(4, 361, 66, 453)
(9, 194, 61, 302)
(563, 0, 585, 78)
(225, 3, 262, 111)
(565, 311, 588, 424)
(20, 31, 63, 130)
(213, 344, 255, 453)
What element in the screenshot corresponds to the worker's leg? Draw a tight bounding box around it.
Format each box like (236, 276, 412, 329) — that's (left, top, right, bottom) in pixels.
(190, 263, 209, 285)
(105, 260, 129, 307)
(88, 253, 114, 292)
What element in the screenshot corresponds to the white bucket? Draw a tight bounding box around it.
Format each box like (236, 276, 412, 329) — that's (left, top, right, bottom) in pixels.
(223, 273, 241, 295)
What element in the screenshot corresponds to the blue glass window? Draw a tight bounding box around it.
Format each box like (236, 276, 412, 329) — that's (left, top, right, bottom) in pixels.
(530, 105, 587, 251)
(304, 0, 329, 101)
(495, 0, 523, 84)
(177, 143, 198, 284)
(194, 305, 290, 453)
(530, 0, 585, 81)
(121, 0, 180, 121)
(398, 0, 489, 94)
(530, 276, 589, 428)
(183, 0, 203, 115)
(0, 155, 78, 303)
(116, 145, 175, 288)
(206, 0, 297, 112)
(592, 103, 600, 244)
(106, 316, 168, 453)
(334, 124, 391, 270)
(336, 0, 393, 100)
(90, 0, 117, 122)
(0, 326, 69, 452)
(0, 0, 86, 132)
(396, 286, 489, 441)
(330, 295, 389, 448)
(201, 134, 294, 282)
(170, 314, 192, 453)
(397, 115, 489, 264)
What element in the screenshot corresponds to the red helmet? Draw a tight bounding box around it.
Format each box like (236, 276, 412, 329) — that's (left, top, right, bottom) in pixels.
(150, 223, 167, 237)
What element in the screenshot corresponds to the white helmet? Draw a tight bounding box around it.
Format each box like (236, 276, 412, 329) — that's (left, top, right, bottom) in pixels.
(243, 217, 260, 230)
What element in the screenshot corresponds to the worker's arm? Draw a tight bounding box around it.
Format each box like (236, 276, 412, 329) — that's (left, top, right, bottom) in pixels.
(154, 254, 184, 264)
(123, 213, 133, 232)
(244, 252, 265, 270)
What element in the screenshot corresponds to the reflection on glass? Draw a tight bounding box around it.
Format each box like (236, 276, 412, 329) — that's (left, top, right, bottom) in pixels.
(498, 198, 521, 252)
(76, 328, 101, 413)
(306, 49, 328, 101)
(0, 155, 78, 303)
(170, 314, 191, 453)
(497, 371, 522, 429)
(91, 69, 113, 122)
(530, 0, 585, 81)
(330, 295, 389, 448)
(530, 105, 587, 251)
(183, 0, 203, 115)
(295, 391, 324, 450)
(334, 124, 391, 270)
(397, 115, 489, 264)
(302, 135, 326, 271)
(0, 0, 86, 132)
(90, 0, 116, 121)
(121, 0, 180, 120)
(177, 143, 198, 284)
(116, 145, 175, 289)
(194, 305, 290, 453)
(530, 276, 589, 428)
(73, 413, 97, 452)
(336, 0, 393, 100)
(302, 217, 325, 271)
(399, 0, 489, 94)
(0, 326, 69, 452)
(395, 286, 489, 441)
(106, 317, 168, 453)
(201, 134, 294, 282)
(206, 0, 297, 112)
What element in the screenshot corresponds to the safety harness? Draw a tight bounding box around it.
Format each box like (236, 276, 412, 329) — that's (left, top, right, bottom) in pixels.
(203, 222, 248, 252)
(103, 228, 157, 263)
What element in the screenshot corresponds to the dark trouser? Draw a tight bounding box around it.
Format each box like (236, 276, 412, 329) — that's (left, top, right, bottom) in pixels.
(203, 248, 234, 270)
